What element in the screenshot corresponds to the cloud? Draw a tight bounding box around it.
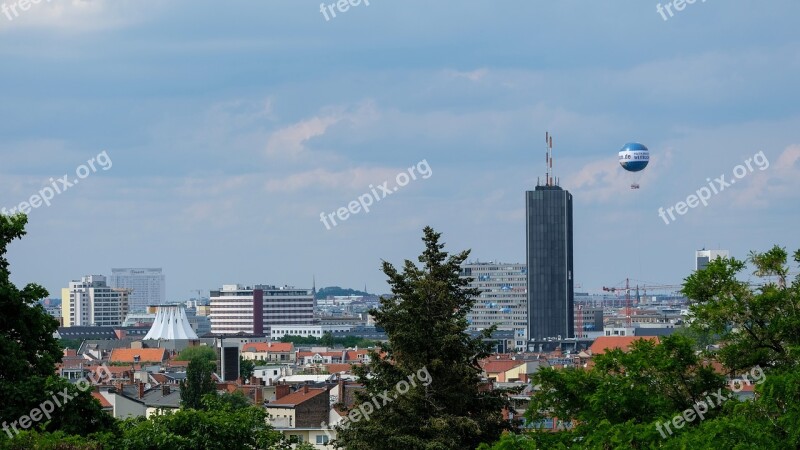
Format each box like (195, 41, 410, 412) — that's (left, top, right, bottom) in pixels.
(263, 101, 379, 161)
(0, 0, 152, 33)
(446, 68, 489, 82)
(265, 115, 341, 160)
(264, 166, 403, 194)
(732, 145, 800, 207)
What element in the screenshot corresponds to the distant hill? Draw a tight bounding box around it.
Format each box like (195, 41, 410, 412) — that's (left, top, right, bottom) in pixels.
(315, 286, 372, 300)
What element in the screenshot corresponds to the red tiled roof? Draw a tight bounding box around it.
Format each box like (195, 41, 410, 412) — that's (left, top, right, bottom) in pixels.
(242, 342, 294, 353)
(324, 363, 355, 374)
(166, 360, 190, 367)
(109, 348, 167, 363)
(268, 387, 327, 407)
(91, 392, 112, 408)
(589, 336, 660, 355)
(481, 359, 526, 374)
(343, 350, 369, 361)
(151, 373, 169, 384)
(105, 365, 134, 375)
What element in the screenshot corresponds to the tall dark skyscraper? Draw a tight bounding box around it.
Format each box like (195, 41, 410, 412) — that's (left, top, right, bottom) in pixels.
(526, 133, 574, 341)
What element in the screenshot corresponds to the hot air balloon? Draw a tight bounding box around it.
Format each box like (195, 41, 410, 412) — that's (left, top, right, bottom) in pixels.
(618, 142, 649, 189)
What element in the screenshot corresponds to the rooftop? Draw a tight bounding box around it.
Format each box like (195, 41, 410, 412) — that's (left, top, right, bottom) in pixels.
(588, 336, 660, 355)
(109, 348, 167, 363)
(267, 387, 328, 407)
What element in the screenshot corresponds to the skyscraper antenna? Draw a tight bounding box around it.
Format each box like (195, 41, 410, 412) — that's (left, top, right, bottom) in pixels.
(544, 131, 555, 186)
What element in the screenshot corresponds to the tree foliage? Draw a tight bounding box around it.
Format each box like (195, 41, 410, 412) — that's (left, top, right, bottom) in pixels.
(335, 227, 515, 450)
(175, 345, 217, 364)
(179, 358, 216, 410)
(481, 245, 800, 449)
(116, 406, 294, 450)
(682, 246, 800, 371)
(0, 214, 116, 440)
(239, 357, 256, 381)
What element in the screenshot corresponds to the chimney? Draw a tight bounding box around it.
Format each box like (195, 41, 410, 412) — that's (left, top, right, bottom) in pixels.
(137, 382, 145, 399)
(162, 384, 170, 396)
(115, 381, 124, 393)
(303, 384, 309, 394)
(275, 382, 290, 400)
(338, 378, 345, 403)
(250, 376, 259, 386)
(254, 387, 263, 405)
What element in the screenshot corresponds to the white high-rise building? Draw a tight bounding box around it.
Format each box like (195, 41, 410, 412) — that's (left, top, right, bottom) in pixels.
(109, 268, 166, 313)
(61, 275, 130, 327)
(209, 284, 314, 335)
(696, 249, 729, 271)
(460, 262, 528, 350)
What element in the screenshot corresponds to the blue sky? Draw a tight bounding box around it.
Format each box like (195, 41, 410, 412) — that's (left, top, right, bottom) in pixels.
(2, 0, 799, 299)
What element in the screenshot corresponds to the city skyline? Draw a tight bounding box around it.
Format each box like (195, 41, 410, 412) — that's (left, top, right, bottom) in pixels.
(2, 1, 798, 302)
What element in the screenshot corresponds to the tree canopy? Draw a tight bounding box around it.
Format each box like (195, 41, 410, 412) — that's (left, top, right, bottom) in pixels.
(0, 214, 115, 441)
(335, 227, 515, 450)
(481, 245, 800, 449)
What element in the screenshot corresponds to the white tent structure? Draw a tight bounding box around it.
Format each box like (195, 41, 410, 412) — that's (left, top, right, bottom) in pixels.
(143, 305, 198, 340)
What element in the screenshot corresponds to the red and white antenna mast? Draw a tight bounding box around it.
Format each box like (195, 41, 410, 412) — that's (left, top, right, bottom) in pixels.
(545, 131, 555, 186)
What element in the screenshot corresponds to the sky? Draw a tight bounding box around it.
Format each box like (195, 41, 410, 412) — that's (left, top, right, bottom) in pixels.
(1, 0, 799, 300)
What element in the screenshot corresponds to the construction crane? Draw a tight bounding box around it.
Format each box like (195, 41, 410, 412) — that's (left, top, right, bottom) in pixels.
(602, 280, 684, 326)
(603, 278, 634, 327)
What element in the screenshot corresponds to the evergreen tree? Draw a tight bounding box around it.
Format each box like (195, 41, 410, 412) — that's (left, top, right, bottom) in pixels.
(335, 227, 514, 450)
(179, 358, 216, 409)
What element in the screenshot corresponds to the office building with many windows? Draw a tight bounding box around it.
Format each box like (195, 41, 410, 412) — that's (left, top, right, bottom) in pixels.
(109, 268, 165, 313)
(526, 184, 574, 341)
(209, 284, 314, 335)
(61, 275, 130, 327)
(695, 249, 729, 271)
(460, 262, 528, 350)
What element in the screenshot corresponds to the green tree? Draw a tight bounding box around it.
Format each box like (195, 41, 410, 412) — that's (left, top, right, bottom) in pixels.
(59, 339, 84, 351)
(481, 245, 800, 449)
(320, 331, 334, 348)
(175, 345, 217, 364)
(179, 358, 216, 409)
(117, 406, 291, 450)
(335, 227, 514, 450)
(514, 334, 726, 448)
(240, 357, 255, 380)
(201, 391, 252, 411)
(0, 214, 117, 440)
(682, 246, 800, 371)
